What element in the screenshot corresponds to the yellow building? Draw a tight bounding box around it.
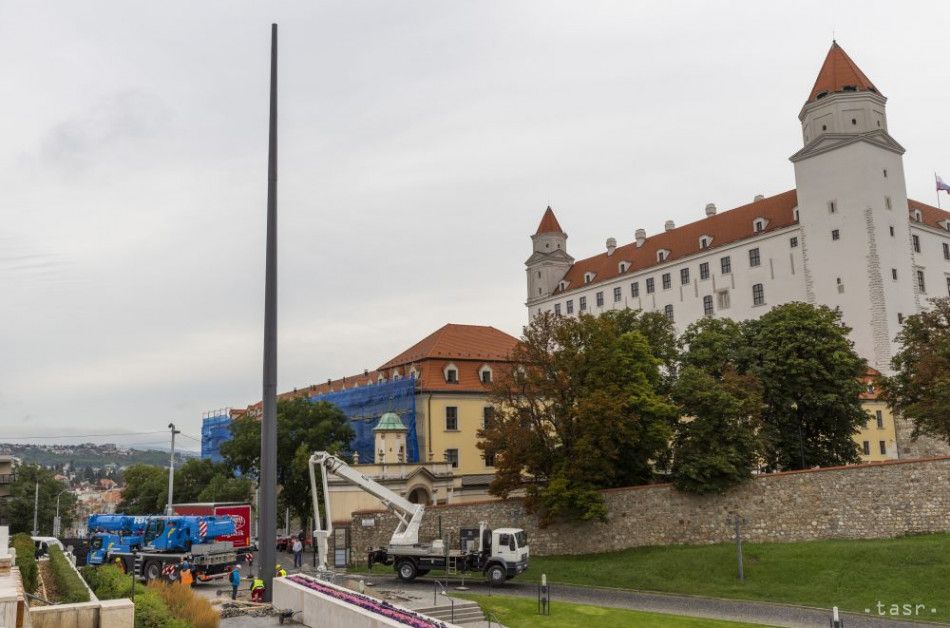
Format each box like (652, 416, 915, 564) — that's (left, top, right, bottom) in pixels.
(856, 368, 898, 462)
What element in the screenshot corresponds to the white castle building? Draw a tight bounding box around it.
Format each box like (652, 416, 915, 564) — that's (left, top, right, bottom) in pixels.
(526, 42, 950, 377)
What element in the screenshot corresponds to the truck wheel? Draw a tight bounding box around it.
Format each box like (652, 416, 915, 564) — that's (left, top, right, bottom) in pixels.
(396, 560, 418, 582)
(486, 565, 506, 586)
(144, 560, 163, 581)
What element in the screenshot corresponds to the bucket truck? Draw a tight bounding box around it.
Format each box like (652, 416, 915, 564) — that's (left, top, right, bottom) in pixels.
(86, 513, 238, 582)
(308, 451, 529, 585)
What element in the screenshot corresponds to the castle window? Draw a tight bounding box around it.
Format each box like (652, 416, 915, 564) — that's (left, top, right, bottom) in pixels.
(752, 283, 765, 306)
(554, 303, 561, 316)
(912, 234, 921, 253)
(630, 282, 639, 297)
(832, 229, 840, 241)
(876, 410, 884, 429)
(646, 278, 655, 293)
(754, 220, 764, 233)
(584, 272, 594, 284)
(943, 242, 950, 260)
(444, 364, 458, 383)
(851, 118, 857, 125)
(445, 407, 458, 431)
(885, 196, 892, 210)
(680, 268, 690, 285)
(566, 299, 574, 314)
(596, 291, 604, 307)
(377, 374, 386, 383)
(664, 304, 674, 321)
(699, 262, 710, 280)
(613, 286, 622, 302)
(657, 249, 669, 262)
(889, 226, 895, 237)
(579, 296, 587, 311)
(862, 441, 870, 455)
(480, 365, 493, 384)
(898, 312, 904, 324)
(883, 169, 888, 178)
(947, 277, 950, 297)
(917, 270, 926, 293)
(879, 441, 886, 455)
(699, 236, 711, 249)
(619, 262, 629, 273)
(703, 295, 714, 317)
(558, 281, 567, 291)
(749, 248, 761, 267)
(662, 273, 672, 290)
(912, 209, 922, 222)
(483, 406, 494, 429)
(892, 268, 898, 280)
(717, 290, 731, 310)
(721, 256, 732, 274)
(445, 449, 459, 468)
(790, 236, 799, 248)
(822, 124, 827, 131)
(829, 201, 837, 214)
(537, 271, 541, 278)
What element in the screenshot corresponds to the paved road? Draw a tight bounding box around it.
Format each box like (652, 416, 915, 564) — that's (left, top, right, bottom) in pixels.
(356, 573, 943, 628)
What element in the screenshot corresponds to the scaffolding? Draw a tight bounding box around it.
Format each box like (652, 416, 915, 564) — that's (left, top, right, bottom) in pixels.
(200, 409, 232, 462)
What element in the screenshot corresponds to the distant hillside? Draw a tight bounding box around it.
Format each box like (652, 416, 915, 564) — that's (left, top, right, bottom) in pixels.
(0, 442, 197, 469)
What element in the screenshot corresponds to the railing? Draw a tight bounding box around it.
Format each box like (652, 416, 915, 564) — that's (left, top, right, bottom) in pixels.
(0, 474, 16, 485)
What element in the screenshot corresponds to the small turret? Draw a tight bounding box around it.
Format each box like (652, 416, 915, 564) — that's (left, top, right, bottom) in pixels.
(374, 412, 408, 464)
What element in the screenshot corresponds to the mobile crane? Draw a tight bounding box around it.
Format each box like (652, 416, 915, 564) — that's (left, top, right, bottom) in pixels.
(86, 513, 238, 582)
(308, 451, 529, 585)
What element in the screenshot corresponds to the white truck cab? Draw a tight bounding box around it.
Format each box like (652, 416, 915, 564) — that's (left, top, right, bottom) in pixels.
(483, 526, 529, 585)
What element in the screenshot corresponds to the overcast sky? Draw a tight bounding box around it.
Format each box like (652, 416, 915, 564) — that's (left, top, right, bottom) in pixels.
(2, 1, 949, 450)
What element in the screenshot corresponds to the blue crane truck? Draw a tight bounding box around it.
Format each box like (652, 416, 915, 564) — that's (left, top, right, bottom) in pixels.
(86, 513, 238, 582)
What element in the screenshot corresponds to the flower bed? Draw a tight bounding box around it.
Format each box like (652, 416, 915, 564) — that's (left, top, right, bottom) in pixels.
(286, 575, 448, 628)
(47, 546, 90, 603)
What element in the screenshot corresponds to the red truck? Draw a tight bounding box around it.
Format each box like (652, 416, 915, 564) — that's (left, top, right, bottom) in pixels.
(172, 502, 253, 551)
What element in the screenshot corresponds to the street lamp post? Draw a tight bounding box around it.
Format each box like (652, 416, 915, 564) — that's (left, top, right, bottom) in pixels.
(54, 489, 69, 538)
(790, 401, 805, 469)
(166, 422, 181, 515)
(32, 482, 39, 536)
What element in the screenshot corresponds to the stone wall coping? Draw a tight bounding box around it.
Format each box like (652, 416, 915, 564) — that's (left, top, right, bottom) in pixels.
(351, 455, 950, 516)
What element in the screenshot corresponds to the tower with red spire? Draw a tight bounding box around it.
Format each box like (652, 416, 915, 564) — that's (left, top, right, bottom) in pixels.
(791, 42, 918, 371)
(526, 206, 574, 308)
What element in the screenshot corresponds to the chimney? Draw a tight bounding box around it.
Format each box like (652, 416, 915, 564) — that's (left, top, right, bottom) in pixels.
(754, 194, 764, 202)
(635, 228, 646, 247)
(664, 220, 675, 231)
(705, 203, 717, 216)
(606, 237, 617, 255)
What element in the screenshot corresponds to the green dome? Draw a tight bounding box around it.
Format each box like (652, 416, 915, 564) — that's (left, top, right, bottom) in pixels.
(373, 412, 407, 432)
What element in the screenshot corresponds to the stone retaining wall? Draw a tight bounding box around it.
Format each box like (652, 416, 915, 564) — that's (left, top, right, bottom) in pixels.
(350, 456, 950, 557)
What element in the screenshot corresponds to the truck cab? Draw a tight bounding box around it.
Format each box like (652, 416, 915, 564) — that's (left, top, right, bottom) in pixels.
(482, 526, 529, 585)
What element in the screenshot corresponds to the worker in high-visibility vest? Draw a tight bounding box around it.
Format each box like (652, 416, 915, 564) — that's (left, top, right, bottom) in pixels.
(275, 564, 287, 578)
(251, 576, 265, 602)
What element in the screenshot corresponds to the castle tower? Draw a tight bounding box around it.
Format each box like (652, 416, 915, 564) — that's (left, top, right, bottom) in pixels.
(373, 412, 408, 464)
(791, 42, 918, 373)
(526, 206, 574, 309)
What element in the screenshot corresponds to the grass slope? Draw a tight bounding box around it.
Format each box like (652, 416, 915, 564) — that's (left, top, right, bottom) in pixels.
(461, 594, 766, 628)
(524, 534, 949, 623)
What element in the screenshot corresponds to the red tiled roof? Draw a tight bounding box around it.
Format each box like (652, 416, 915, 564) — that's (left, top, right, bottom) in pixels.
(908, 198, 950, 231)
(807, 42, 879, 104)
(555, 190, 799, 296)
(535, 206, 565, 235)
(378, 324, 519, 370)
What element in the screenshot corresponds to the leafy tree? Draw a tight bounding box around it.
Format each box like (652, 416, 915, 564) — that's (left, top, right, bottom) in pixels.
(671, 318, 763, 493)
(606, 309, 679, 389)
(118, 465, 168, 514)
(0, 465, 76, 535)
(221, 397, 354, 525)
(480, 312, 676, 525)
(881, 297, 950, 445)
(744, 303, 866, 470)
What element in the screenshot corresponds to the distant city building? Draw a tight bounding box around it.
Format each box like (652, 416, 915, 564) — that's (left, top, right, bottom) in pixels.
(0, 456, 15, 526)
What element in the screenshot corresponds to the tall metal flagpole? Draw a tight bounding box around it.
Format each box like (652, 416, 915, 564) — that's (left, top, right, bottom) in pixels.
(259, 22, 279, 602)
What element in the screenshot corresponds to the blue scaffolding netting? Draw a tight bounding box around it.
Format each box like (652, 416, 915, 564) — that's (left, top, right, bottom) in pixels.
(201, 413, 233, 463)
(200, 376, 418, 465)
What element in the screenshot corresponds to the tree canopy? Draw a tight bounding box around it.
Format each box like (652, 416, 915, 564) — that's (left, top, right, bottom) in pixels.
(118, 458, 253, 515)
(221, 397, 353, 526)
(480, 312, 676, 524)
(881, 297, 950, 445)
(0, 465, 76, 535)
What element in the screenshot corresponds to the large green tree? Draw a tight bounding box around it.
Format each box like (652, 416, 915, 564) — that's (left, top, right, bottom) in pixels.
(0, 465, 76, 535)
(117, 465, 167, 514)
(118, 459, 253, 515)
(480, 312, 676, 524)
(744, 302, 867, 470)
(221, 397, 353, 526)
(671, 318, 763, 494)
(881, 297, 950, 445)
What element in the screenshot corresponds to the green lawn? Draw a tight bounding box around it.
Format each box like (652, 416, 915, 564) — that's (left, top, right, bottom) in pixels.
(351, 533, 950, 623)
(460, 594, 767, 628)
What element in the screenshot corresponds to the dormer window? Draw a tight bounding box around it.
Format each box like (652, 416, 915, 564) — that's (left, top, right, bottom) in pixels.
(583, 272, 595, 284)
(479, 365, 493, 384)
(377, 374, 386, 383)
(444, 363, 459, 384)
(391, 368, 401, 380)
(699, 236, 711, 250)
(753, 218, 768, 233)
(409, 366, 419, 379)
(911, 209, 922, 222)
(657, 249, 669, 262)
(558, 280, 568, 291)
(940, 220, 950, 231)
(618, 261, 629, 273)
